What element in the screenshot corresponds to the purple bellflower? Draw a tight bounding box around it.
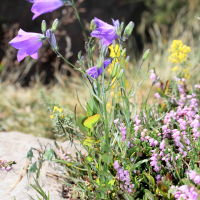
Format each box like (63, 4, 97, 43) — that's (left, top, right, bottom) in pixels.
(9, 29, 44, 62)
(86, 58, 112, 80)
(91, 17, 119, 46)
(28, 0, 65, 20)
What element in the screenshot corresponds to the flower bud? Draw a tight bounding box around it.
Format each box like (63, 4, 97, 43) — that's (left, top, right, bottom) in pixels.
(41, 20, 46, 34)
(78, 51, 82, 59)
(51, 33, 58, 51)
(120, 22, 124, 30)
(90, 19, 96, 31)
(97, 57, 104, 69)
(92, 45, 96, 52)
(123, 21, 134, 39)
(111, 63, 120, 78)
(51, 19, 59, 32)
(125, 56, 130, 64)
(116, 69, 124, 80)
(142, 49, 150, 61)
(121, 48, 126, 57)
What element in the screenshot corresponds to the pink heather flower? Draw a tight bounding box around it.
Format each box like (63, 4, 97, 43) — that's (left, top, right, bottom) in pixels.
(114, 118, 119, 124)
(188, 170, 197, 180)
(160, 139, 165, 150)
(194, 175, 200, 184)
(114, 160, 120, 170)
(91, 17, 119, 46)
(86, 58, 112, 80)
(154, 92, 161, 99)
(9, 29, 44, 62)
(28, 0, 65, 20)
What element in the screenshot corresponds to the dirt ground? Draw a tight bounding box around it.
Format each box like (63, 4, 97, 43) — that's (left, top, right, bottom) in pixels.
(0, 132, 85, 200)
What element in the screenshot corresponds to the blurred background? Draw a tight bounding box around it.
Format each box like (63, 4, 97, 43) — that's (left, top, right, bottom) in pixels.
(0, 0, 200, 138)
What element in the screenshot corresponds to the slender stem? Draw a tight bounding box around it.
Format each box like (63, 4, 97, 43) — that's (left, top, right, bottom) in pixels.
(55, 50, 101, 84)
(71, 0, 94, 66)
(128, 61, 143, 96)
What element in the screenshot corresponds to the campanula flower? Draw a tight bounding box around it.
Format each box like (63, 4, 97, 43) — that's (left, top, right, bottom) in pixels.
(86, 58, 112, 79)
(28, 0, 65, 20)
(9, 29, 44, 62)
(91, 17, 119, 46)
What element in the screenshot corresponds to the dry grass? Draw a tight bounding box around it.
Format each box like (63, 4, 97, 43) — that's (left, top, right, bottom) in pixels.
(0, 78, 87, 138)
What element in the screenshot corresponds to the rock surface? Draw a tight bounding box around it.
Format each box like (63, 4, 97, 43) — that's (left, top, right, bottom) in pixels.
(0, 132, 85, 200)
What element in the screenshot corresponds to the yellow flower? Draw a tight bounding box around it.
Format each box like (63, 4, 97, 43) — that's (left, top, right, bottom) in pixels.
(108, 44, 127, 75)
(53, 106, 63, 114)
(172, 66, 178, 72)
(50, 115, 54, 119)
(168, 40, 190, 64)
(182, 68, 190, 79)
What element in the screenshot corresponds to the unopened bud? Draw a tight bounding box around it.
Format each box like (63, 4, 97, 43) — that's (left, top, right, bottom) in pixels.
(120, 22, 124, 30)
(121, 48, 126, 57)
(90, 19, 96, 31)
(111, 63, 120, 78)
(116, 69, 124, 80)
(123, 21, 134, 38)
(51, 33, 58, 51)
(51, 19, 59, 32)
(97, 57, 104, 69)
(92, 45, 96, 52)
(41, 20, 46, 34)
(125, 56, 130, 64)
(142, 49, 150, 61)
(78, 51, 82, 59)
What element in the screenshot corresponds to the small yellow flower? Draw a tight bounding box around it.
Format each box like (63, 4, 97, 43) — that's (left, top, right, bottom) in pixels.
(172, 66, 178, 72)
(50, 115, 54, 119)
(168, 40, 190, 64)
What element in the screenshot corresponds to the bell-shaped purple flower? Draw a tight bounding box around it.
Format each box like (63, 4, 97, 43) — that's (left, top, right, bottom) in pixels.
(91, 17, 119, 46)
(9, 29, 44, 62)
(28, 0, 64, 20)
(86, 58, 112, 80)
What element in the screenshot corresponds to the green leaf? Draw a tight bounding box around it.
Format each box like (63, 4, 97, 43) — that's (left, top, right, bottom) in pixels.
(144, 189, 155, 200)
(144, 172, 155, 189)
(96, 187, 108, 192)
(77, 114, 89, 134)
(83, 114, 100, 129)
(102, 153, 113, 164)
(108, 179, 115, 187)
(29, 162, 37, 175)
(127, 146, 138, 158)
(83, 137, 96, 147)
(123, 193, 135, 200)
(86, 98, 98, 117)
(27, 149, 33, 159)
(44, 147, 53, 161)
(98, 171, 111, 177)
(130, 159, 149, 171)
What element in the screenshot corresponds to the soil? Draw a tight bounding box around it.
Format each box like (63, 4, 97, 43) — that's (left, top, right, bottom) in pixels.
(0, 132, 86, 200)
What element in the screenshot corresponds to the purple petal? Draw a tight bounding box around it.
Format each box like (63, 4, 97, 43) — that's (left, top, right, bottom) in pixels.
(25, 41, 43, 55)
(30, 52, 38, 59)
(94, 17, 113, 29)
(31, 0, 63, 20)
(17, 49, 28, 62)
(112, 19, 120, 29)
(9, 34, 42, 49)
(86, 58, 112, 80)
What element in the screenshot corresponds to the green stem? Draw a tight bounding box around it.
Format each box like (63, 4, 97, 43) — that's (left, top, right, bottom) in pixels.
(128, 61, 143, 96)
(71, 0, 94, 66)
